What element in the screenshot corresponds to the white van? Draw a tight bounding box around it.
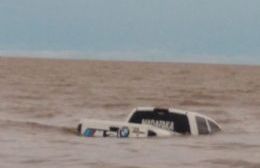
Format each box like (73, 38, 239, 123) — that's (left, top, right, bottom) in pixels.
(77, 107, 221, 138)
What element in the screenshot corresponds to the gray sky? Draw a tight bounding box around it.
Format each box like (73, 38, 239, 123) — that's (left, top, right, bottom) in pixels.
(0, 0, 259, 64)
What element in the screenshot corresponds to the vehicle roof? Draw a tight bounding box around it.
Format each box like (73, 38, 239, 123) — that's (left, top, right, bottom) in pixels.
(128, 107, 219, 125)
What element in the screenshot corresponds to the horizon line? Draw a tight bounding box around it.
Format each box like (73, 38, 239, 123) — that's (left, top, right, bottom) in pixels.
(0, 50, 259, 66)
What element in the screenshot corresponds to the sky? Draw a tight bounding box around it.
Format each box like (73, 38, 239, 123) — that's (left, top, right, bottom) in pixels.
(0, 0, 260, 64)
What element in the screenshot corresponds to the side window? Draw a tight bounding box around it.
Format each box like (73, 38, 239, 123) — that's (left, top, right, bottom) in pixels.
(196, 116, 209, 135)
(208, 120, 220, 133)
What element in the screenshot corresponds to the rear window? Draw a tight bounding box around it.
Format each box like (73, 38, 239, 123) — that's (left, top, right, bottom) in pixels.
(196, 116, 209, 135)
(128, 110, 190, 134)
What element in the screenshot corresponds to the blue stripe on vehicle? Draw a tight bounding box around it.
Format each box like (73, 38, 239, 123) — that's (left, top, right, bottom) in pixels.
(83, 129, 95, 137)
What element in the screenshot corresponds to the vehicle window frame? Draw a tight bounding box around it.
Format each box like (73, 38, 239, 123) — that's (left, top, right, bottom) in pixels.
(195, 116, 210, 135)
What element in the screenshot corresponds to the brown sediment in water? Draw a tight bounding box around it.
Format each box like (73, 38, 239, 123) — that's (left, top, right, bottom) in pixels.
(0, 57, 260, 168)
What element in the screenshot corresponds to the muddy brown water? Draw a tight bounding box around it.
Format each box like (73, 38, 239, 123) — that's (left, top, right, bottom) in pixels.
(0, 57, 260, 168)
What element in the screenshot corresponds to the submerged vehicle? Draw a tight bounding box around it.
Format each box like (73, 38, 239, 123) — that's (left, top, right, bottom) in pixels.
(78, 107, 221, 138)
(127, 107, 221, 136)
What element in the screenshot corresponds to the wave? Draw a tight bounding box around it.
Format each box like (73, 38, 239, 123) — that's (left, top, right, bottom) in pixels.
(0, 119, 77, 136)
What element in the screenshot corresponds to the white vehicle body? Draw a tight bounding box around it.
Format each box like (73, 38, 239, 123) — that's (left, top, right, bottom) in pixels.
(126, 107, 221, 136)
(78, 119, 175, 138)
(77, 107, 221, 138)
